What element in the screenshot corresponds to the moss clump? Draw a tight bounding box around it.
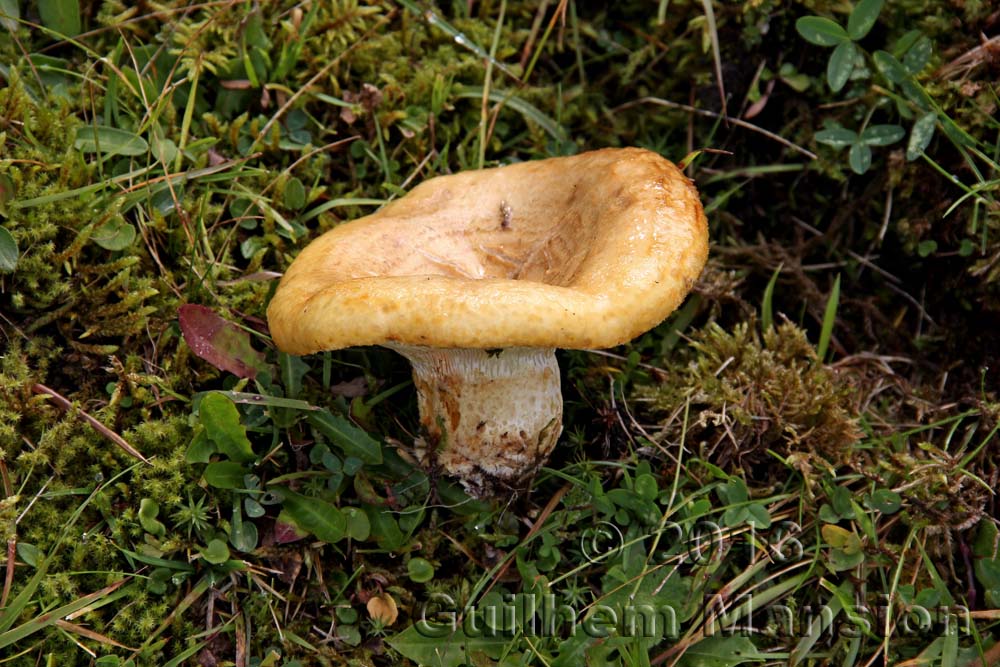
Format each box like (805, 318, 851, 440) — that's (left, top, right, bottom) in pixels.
(637, 321, 861, 471)
(0, 73, 161, 364)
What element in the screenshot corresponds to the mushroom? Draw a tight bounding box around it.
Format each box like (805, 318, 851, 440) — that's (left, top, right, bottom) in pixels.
(267, 147, 708, 495)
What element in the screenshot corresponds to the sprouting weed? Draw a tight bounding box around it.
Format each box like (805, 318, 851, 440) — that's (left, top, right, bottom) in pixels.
(171, 492, 213, 540)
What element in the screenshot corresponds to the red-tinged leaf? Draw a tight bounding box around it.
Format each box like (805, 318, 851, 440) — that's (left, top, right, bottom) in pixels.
(178, 304, 267, 379)
(274, 512, 309, 544)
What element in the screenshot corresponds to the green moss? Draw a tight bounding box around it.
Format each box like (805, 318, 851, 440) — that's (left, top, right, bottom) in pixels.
(0, 0, 995, 662)
(636, 321, 862, 470)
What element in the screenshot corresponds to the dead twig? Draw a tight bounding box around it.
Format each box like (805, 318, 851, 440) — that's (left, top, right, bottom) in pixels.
(31, 384, 150, 464)
(612, 97, 818, 161)
(936, 33, 1000, 81)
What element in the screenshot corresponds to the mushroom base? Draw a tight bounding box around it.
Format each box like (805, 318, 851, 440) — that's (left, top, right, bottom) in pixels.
(389, 345, 562, 496)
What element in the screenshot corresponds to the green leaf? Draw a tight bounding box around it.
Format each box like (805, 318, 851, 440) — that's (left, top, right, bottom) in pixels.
(146, 568, 172, 595)
(974, 523, 1000, 606)
(74, 125, 148, 156)
(860, 124, 905, 146)
(37, 0, 81, 36)
(200, 539, 230, 565)
(343, 507, 371, 541)
(91, 217, 136, 251)
(230, 197, 255, 221)
(203, 461, 249, 489)
(974, 524, 1000, 562)
(336, 607, 359, 624)
(873, 50, 907, 85)
(407, 557, 435, 583)
(185, 429, 215, 463)
(817, 274, 841, 359)
(913, 588, 941, 608)
(16, 543, 42, 568)
(851, 498, 876, 541)
(217, 391, 318, 411)
(902, 35, 932, 74)
(746, 504, 772, 529)
(634, 474, 658, 501)
(848, 142, 872, 174)
(279, 352, 309, 399)
(781, 71, 811, 92)
(336, 625, 362, 647)
(818, 504, 841, 523)
(828, 547, 866, 570)
(0, 0, 19, 32)
(893, 29, 923, 58)
(822, 524, 860, 551)
(906, 112, 936, 160)
(866, 489, 902, 514)
(115, 547, 195, 572)
(721, 477, 749, 504)
(229, 500, 258, 552)
(607, 488, 659, 525)
(722, 506, 749, 527)
(243, 10, 269, 49)
(676, 636, 764, 666)
(0, 226, 18, 272)
(278, 489, 346, 544)
(17, 54, 72, 93)
(284, 177, 306, 210)
(847, 0, 883, 41)
(244, 498, 265, 518)
(387, 625, 506, 667)
(308, 410, 382, 464)
(795, 16, 849, 46)
(814, 127, 858, 148)
(917, 239, 938, 257)
(826, 40, 857, 92)
(344, 455, 365, 476)
(199, 392, 255, 463)
(829, 486, 855, 518)
(0, 173, 13, 216)
(138, 499, 166, 537)
(364, 504, 405, 551)
(151, 135, 178, 165)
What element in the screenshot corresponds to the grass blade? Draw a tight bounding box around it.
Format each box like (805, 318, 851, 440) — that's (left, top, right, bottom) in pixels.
(761, 263, 782, 332)
(477, 0, 506, 169)
(0, 468, 141, 636)
(456, 87, 569, 145)
(300, 198, 385, 224)
(660, 294, 701, 355)
(817, 274, 840, 360)
(0, 580, 132, 649)
(790, 580, 849, 665)
(700, 0, 726, 118)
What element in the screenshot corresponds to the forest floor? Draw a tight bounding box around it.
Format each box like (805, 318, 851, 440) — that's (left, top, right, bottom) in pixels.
(1, 1, 999, 665)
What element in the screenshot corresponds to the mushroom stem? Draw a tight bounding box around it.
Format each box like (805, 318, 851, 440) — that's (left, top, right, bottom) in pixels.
(388, 345, 562, 495)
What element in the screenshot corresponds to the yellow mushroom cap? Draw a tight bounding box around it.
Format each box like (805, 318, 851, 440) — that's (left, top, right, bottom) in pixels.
(267, 147, 708, 354)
